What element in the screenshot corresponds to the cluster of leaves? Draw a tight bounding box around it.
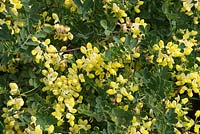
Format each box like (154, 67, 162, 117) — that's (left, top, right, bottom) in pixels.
(0, 0, 200, 134)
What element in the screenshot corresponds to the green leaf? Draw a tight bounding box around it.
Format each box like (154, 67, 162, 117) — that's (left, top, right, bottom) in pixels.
(0, 24, 12, 40)
(113, 36, 121, 44)
(105, 30, 111, 36)
(74, 0, 83, 13)
(77, 33, 89, 39)
(83, 0, 93, 13)
(124, 35, 131, 46)
(166, 108, 178, 124)
(43, 26, 53, 33)
(35, 31, 47, 38)
(0, 86, 6, 95)
(26, 41, 39, 46)
(130, 38, 138, 49)
(0, 121, 4, 134)
(100, 20, 107, 30)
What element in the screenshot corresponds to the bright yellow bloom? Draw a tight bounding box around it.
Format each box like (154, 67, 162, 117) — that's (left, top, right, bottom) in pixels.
(120, 37, 126, 42)
(35, 125, 43, 134)
(47, 45, 57, 53)
(32, 36, 38, 42)
(13, 97, 24, 110)
(52, 13, 59, 24)
(9, 82, 19, 95)
(80, 46, 87, 54)
(47, 125, 54, 133)
(194, 124, 200, 133)
(133, 52, 140, 58)
(106, 89, 116, 95)
(116, 93, 122, 103)
(181, 98, 189, 104)
(130, 85, 139, 92)
(112, 3, 120, 13)
(127, 94, 134, 101)
(110, 81, 118, 89)
(0, 2, 6, 12)
(44, 39, 51, 45)
(195, 110, 200, 119)
(117, 75, 127, 84)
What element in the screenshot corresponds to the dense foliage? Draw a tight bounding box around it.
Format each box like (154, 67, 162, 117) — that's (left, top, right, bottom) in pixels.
(0, 0, 200, 133)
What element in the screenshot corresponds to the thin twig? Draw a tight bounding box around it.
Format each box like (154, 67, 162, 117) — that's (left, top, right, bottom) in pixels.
(60, 47, 80, 53)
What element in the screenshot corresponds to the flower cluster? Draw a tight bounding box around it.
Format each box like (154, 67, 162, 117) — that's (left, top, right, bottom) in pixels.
(175, 71, 200, 97)
(128, 111, 156, 134)
(64, 0, 78, 12)
(1, 0, 200, 133)
(134, 0, 144, 13)
(119, 17, 147, 41)
(1, 83, 24, 134)
(181, 0, 200, 24)
(0, 0, 23, 34)
(165, 95, 200, 133)
(153, 29, 198, 69)
(0, 59, 18, 73)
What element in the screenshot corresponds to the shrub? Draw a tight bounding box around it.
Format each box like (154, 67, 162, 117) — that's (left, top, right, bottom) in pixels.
(0, 0, 200, 133)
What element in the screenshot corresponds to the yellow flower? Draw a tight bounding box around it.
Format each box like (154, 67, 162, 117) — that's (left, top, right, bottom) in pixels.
(110, 81, 118, 89)
(52, 13, 59, 24)
(15, 3, 22, 9)
(13, 97, 24, 110)
(77, 95, 83, 103)
(120, 37, 126, 42)
(179, 86, 187, 94)
(194, 124, 200, 133)
(187, 89, 193, 97)
(109, 68, 117, 75)
(88, 73, 95, 78)
(44, 39, 51, 45)
(126, 54, 131, 61)
(127, 94, 134, 101)
(144, 121, 152, 130)
(176, 65, 183, 71)
(0, 2, 6, 12)
(52, 111, 62, 120)
(32, 36, 38, 42)
(123, 105, 129, 111)
(57, 119, 64, 126)
(106, 89, 116, 95)
(47, 45, 57, 53)
(116, 75, 127, 84)
(181, 98, 188, 104)
(112, 3, 120, 13)
(120, 87, 129, 96)
(35, 125, 43, 134)
(9, 82, 19, 95)
(80, 46, 87, 54)
(138, 1, 144, 6)
(79, 74, 85, 82)
(116, 93, 122, 103)
(31, 116, 37, 125)
(153, 44, 160, 51)
(159, 40, 164, 48)
(140, 126, 149, 134)
(183, 47, 193, 55)
(7, 99, 15, 106)
(134, 5, 140, 13)
(46, 125, 54, 133)
(68, 32, 74, 40)
(86, 42, 92, 49)
(130, 85, 139, 92)
(195, 110, 200, 119)
(196, 57, 200, 62)
(133, 52, 140, 58)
